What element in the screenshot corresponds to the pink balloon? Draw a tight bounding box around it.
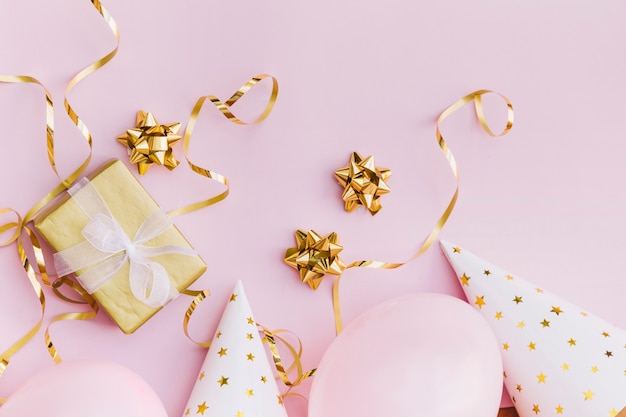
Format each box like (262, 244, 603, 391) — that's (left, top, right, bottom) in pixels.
(309, 293, 503, 417)
(0, 361, 168, 417)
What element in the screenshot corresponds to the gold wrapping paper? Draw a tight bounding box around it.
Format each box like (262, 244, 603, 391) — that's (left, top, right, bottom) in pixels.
(34, 159, 207, 334)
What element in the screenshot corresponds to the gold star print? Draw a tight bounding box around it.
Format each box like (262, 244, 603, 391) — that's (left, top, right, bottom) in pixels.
(581, 311, 589, 317)
(277, 395, 284, 405)
(517, 321, 526, 329)
(583, 389, 595, 400)
(117, 111, 182, 175)
(513, 295, 523, 304)
(334, 152, 391, 215)
(528, 341, 537, 351)
(246, 353, 255, 361)
(230, 293, 238, 302)
(516, 384, 523, 392)
(591, 366, 599, 373)
(495, 311, 503, 320)
(540, 319, 550, 328)
(246, 333, 254, 340)
(551, 306, 564, 315)
(503, 343, 510, 351)
(568, 338, 577, 346)
(503, 371, 508, 378)
(196, 401, 209, 415)
(199, 372, 205, 381)
(216, 331, 222, 338)
(532, 404, 540, 414)
(506, 274, 514, 280)
(536, 372, 547, 383)
(261, 376, 267, 383)
(556, 405, 564, 414)
(218, 347, 228, 357)
(535, 287, 544, 293)
(460, 273, 471, 286)
(561, 363, 569, 371)
(247, 317, 255, 325)
(453, 247, 461, 253)
(483, 269, 491, 276)
(474, 295, 486, 309)
(218, 376, 229, 386)
(246, 389, 254, 397)
(185, 408, 190, 416)
(605, 350, 614, 358)
(602, 331, 611, 338)
(236, 412, 245, 417)
(609, 408, 619, 416)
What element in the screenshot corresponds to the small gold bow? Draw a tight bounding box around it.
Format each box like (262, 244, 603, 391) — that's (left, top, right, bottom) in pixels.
(335, 152, 391, 215)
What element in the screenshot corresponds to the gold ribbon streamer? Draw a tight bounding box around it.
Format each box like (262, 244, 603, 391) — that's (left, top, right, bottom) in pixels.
(258, 325, 316, 400)
(289, 90, 514, 334)
(168, 74, 279, 218)
(0, 0, 119, 378)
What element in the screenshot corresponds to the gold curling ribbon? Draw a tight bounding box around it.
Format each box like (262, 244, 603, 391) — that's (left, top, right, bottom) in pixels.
(287, 90, 514, 334)
(258, 325, 316, 401)
(0, 0, 119, 377)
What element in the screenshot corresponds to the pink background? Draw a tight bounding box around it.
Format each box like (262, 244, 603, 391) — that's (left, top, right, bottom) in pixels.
(1, 0, 625, 415)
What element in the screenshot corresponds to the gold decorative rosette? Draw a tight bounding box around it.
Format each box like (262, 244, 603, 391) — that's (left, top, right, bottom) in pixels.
(334, 152, 391, 215)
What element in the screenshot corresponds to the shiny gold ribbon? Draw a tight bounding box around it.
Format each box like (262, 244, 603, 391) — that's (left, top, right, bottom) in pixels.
(286, 90, 514, 334)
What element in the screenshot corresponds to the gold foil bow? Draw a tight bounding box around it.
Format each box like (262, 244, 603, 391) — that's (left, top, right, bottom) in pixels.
(286, 90, 515, 334)
(334, 152, 391, 215)
(284, 230, 346, 290)
(117, 111, 182, 174)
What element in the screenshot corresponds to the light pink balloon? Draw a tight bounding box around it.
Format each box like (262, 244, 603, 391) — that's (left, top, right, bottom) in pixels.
(0, 361, 168, 417)
(309, 293, 503, 417)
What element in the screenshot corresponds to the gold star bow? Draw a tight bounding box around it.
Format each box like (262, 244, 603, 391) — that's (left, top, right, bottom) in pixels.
(117, 111, 182, 174)
(284, 230, 346, 290)
(334, 152, 391, 215)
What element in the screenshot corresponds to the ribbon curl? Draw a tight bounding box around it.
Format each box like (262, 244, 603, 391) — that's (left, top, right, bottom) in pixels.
(285, 90, 514, 334)
(54, 179, 196, 308)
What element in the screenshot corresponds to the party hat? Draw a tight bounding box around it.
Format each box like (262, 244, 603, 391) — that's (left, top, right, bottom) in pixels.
(440, 241, 626, 417)
(181, 281, 288, 417)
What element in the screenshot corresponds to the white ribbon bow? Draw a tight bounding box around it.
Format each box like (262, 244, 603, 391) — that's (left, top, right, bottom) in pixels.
(54, 179, 197, 308)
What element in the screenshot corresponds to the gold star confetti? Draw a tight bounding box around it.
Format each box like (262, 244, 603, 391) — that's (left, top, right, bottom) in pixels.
(605, 350, 614, 358)
(591, 366, 599, 373)
(532, 404, 540, 414)
(517, 321, 526, 329)
(528, 341, 537, 351)
(556, 405, 564, 414)
(117, 111, 182, 175)
(561, 363, 569, 371)
(513, 295, 523, 304)
(483, 269, 491, 276)
(247, 317, 255, 325)
(246, 389, 254, 397)
(474, 295, 486, 309)
(284, 230, 346, 290)
(460, 273, 471, 286)
(568, 338, 577, 346)
(583, 389, 595, 400)
(198, 371, 205, 381)
(229, 293, 238, 302)
(334, 152, 391, 215)
(495, 311, 503, 320)
(503, 343, 510, 351)
(196, 401, 209, 415)
(602, 331, 611, 338)
(246, 333, 254, 340)
(218, 376, 229, 386)
(218, 347, 228, 357)
(260, 376, 267, 383)
(551, 306, 564, 315)
(536, 372, 547, 383)
(540, 319, 550, 328)
(506, 274, 514, 280)
(246, 353, 255, 361)
(453, 247, 461, 253)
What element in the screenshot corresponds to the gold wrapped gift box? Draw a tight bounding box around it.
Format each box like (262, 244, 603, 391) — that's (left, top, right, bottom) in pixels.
(35, 159, 207, 334)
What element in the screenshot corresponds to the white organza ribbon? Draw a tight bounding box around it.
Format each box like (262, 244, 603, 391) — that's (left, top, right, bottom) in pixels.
(53, 178, 197, 308)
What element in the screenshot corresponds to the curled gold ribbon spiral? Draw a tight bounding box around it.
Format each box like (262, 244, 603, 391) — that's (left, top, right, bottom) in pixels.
(290, 90, 514, 334)
(0, 0, 119, 377)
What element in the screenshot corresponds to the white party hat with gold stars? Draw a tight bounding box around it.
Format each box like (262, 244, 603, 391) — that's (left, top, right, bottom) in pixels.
(440, 241, 626, 417)
(181, 281, 288, 417)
